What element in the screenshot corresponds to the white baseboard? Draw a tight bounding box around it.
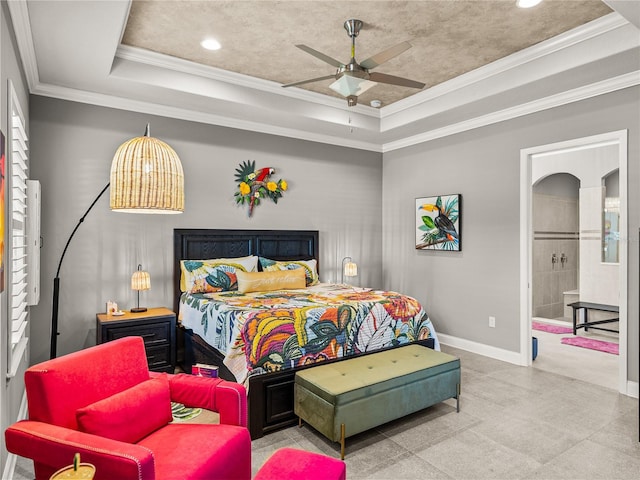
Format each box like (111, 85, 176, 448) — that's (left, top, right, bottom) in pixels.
(439, 333, 640, 399)
(438, 333, 525, 366)
(2, 392, 29, 480)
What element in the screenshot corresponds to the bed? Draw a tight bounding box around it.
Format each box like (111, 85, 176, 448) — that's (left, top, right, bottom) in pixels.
(174, 229, 440, 439)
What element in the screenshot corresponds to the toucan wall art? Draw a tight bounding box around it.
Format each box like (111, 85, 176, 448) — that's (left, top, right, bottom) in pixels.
(234, 160, 288, 217)
(416, 194, 461, 251)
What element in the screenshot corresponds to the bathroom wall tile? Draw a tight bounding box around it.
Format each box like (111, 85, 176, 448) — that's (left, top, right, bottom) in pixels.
(533, 241, 544, 273)
(533, 194, 543, 231)
(551, 273, 560, 304)
(543, 272, 552, 306)
(552, 303, 564, 319)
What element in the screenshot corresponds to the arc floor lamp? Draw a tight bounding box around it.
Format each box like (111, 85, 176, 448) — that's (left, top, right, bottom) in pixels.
(50, 125, 184, 358)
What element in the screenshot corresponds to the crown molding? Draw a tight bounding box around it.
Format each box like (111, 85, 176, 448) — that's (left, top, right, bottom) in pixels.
(381, 12, 630, 119)
(30, 82, 383, 153)
(381, 71, 640, 152)
(6, 0, 39, 91)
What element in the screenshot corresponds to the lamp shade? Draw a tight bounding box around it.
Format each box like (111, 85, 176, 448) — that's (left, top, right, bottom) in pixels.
(344, 261, 358, 277)
(110, 125, 184, 213)
(341, 256, 358, 284)
(131, 269, 150, 291)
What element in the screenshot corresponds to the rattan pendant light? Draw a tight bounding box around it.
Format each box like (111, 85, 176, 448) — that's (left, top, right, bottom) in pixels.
(110, 124, 184, 213)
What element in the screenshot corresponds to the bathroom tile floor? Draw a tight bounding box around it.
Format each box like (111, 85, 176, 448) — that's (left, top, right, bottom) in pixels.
(532, 317, 619, 390)
(12, 345, 638, 480)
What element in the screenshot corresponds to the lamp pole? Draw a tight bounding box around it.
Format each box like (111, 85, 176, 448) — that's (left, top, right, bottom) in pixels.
(50, 182, 110, 359)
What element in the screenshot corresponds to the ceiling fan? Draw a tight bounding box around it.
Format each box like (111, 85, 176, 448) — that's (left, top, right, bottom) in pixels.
(283, 19, 426, 107)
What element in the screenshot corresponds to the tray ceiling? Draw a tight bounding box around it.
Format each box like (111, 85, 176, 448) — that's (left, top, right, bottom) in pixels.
(8, 0, 639, 151)
(122, 0, 612, 108)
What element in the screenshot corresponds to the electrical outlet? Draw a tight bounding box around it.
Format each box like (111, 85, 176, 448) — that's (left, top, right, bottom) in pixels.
(489, 316, 496, 328)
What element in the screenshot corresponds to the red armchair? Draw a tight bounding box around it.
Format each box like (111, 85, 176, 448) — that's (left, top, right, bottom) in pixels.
(5, 336, 251, 480)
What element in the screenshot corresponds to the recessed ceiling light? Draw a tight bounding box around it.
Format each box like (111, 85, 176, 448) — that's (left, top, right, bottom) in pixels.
(370, 100, 382, 108)
(201, 38, 221, 51)
(516, 0, 542, 8)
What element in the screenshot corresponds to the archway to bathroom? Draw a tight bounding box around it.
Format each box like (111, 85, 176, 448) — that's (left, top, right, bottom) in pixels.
(520, 130, 628, 394)
(531, 172, 619, 389)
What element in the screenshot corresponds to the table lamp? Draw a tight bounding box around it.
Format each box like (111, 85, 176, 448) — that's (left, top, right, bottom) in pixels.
(341, 256, 358, 284)
(131, 264, 150, 313)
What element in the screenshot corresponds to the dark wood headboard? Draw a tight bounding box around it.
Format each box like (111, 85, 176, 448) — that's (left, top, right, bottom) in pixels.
(173, 229, 319, 313)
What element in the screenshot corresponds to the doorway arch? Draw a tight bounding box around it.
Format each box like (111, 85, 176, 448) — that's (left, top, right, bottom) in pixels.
(520, 130, 628, 394)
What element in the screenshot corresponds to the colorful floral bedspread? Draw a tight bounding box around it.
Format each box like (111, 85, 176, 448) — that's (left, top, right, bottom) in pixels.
(179, 283, 439, 383)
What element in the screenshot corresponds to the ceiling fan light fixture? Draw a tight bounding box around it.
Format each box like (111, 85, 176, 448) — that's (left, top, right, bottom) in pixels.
(329, 75, 376, 99)
(516, 0, 542, 8)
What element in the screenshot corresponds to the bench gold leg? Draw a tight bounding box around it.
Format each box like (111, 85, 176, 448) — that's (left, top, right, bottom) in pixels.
(456, 383, 461, 413)
(298, 417, 302, 427)
(340, 423, 345, 460)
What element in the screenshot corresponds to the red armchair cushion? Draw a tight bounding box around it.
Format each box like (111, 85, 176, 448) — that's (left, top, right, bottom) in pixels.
(76, 375, 172, 443)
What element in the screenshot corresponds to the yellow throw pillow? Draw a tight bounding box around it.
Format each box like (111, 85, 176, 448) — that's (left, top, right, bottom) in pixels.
(236, 269, 306, 294)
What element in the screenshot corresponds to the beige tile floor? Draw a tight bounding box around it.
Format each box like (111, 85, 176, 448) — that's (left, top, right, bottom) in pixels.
(13, 345, 639, 480)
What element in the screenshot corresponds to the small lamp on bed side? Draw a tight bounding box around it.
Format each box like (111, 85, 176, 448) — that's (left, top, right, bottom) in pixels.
(341, 256, 358, 285)
(131, 264, 150, 313)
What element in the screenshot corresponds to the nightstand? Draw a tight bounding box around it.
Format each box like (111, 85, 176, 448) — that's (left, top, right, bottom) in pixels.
(96, 307, 176, 373)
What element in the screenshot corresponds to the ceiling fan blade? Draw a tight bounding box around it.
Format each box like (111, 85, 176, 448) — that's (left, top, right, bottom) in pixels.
(360, 41, 413, 70)
(296, 44, 344, 68)
(282, 74, 336, 88)
(368, 72, 425, 89)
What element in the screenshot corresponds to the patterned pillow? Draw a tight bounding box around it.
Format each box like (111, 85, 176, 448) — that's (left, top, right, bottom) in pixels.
(258, 258, 319, 286)
(180, 256, 258, 293)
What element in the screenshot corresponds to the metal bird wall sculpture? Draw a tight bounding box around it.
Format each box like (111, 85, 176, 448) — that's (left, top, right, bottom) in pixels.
(234, 160, 288, 217)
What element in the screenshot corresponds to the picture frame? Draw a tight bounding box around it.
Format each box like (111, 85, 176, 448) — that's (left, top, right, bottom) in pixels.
(415, 194, 461, 251)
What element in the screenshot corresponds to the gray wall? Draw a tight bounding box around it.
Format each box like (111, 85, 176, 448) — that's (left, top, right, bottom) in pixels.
(1, 1, 30, 472)
(382, 86, 639, 383)
(29, 96, 383, 364)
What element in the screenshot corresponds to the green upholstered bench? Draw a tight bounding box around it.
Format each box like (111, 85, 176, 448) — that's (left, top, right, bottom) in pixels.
(294, 344, 460, 459)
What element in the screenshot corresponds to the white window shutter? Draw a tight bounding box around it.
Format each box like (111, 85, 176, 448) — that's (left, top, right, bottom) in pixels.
(7, 82, 30, 377)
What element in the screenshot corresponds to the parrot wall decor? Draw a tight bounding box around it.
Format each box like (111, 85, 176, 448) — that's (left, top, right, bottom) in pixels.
(234, 160, 288, 217)
(415, 194, 461, 251)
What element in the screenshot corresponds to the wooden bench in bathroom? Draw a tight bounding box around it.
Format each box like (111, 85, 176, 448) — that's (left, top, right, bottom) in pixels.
(294, 344, 461, 459)
(567, 301, 619, 335)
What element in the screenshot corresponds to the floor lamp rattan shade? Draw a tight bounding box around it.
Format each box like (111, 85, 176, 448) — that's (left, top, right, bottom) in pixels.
(110, 130, 184, 213)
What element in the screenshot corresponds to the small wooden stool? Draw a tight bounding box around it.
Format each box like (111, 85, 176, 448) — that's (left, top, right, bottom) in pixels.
(254, 447, 346, 480)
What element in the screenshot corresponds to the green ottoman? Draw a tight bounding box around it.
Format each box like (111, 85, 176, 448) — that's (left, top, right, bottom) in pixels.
(294, 344, 460, 459)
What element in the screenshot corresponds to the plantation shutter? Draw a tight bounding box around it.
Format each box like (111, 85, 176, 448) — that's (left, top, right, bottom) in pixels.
(8, 83, 29, 377)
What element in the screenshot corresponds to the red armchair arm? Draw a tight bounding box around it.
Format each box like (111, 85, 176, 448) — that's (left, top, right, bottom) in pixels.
(5, 420, 155, 480)
(165, 373, 247, 427)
